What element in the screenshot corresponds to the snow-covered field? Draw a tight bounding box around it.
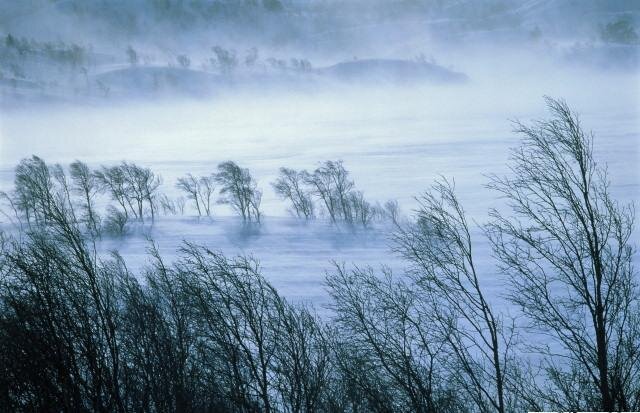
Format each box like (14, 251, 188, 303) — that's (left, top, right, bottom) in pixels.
(1, 64, 638, 310)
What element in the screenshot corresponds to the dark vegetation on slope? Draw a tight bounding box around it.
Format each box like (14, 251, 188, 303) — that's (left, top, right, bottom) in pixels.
(0, 33, 468, 104)
(3, 0, 638, 105)
(0, 98, 638, 412)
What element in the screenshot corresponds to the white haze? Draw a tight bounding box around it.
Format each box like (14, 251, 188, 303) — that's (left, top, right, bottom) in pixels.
(2, 67, 638, 310)
(1, 3, 639, 310)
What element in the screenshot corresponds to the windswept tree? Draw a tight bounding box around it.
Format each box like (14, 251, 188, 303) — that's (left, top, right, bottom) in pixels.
(13, 155, 54, 224)
(176, 174, 203, 216)
(215, 161, 261, 223)
(211, 46, 238, 75)
(303, 160, 378, 226)
(96, 162, 161, 223)
(348, 190, 376, 227)
(326, 263, 465, 412)
(304, 161, 354, 223)
(175, 244, 331, 412)
(69, 160, 101, 237)
(487, 97, 639, 411)
(271, 303, 332, 412)
(120, 162, 161, 223)
(393, 178, 515, 413)
(158, 194, 178, 215)
(272, 167, 315, 219)
(94, 165, 131, 219)
(0, 157, 126, 411)
(197, 175, 216, 216)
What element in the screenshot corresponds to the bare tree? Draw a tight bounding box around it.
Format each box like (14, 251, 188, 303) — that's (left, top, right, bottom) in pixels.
(104, 205, 128, 236)
(69, 160, 101, 237)
(13, 155, 54, 224)
(215, 161, 261, 223)
(272, 167, 315, 219)
(177, 245, 283, 412)
(198, 175, 216, 217)
(95, 165, 130, 219)
(304, 161, 354, 223)
(348, 190, 376, 227)
(1, 157, 126, 411)
(96, 162, 161, 223)
(326, 263, 462, 412)
(393, 178, 514, 413)
(211, 46, 237, 75)
(175, 196, 186, 215)
(487, 97, 638, 411)
(158, 194, 178, 215)
(120, 162, 161, 223)
(176, 174, 202, 216)
(272, 303, 332, 413)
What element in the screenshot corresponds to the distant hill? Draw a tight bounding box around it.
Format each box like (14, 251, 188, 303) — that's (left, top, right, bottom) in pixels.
(317, 59, 468, 84)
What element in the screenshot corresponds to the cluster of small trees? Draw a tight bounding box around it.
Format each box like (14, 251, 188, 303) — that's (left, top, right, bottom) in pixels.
(2, 34, 87, 68)
(204, 45, 312, 75)
(177, 160, 380, 227)
(273, 161, 379, 226)
(0, 98, 638, 412)
(0, 34, 89, 86)
(1, 157, 382, 234)
(0, 158, 162, 237)
(175, 161, 262, 223)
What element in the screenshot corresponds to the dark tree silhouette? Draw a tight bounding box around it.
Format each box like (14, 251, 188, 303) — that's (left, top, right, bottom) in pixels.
(487, 97, 639, 411)
(215, 161, 262, 223)
(272, 167, 315, 219)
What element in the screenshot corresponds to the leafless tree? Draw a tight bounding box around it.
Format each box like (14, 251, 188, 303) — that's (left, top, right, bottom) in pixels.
(272, 303, 332, 412)
(347, 190, 376, 227)
(487, 97, 639, 411)
(176, 173, 202, 216)
(272, 167, 315, 219)
(198, 175, 216, 217)
(69, 160, 101, 237)
(96, 162, 161, 223)
(13, 155, 54, 224)
(211, 46, 238, 75)
(393, 178, 515, 413)
(158, 194, 178, 215)
(103, 205, 129, 236)
(215, 161, 261, 223)
(304, 161, 354, 223)
(120, 162, 161, 223)
(175, 196, 186, 215)
(95, 164, 131, 220)
(0, 158, 126, 411)
(326, 263, 464, 412)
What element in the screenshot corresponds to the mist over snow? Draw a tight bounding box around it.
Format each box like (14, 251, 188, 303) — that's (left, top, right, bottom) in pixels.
(1, 1, 640, 411)
(1, 0, 639, 307)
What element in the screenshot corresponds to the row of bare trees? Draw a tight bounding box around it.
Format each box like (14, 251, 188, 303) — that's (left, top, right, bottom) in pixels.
(2, 157, 382, 233)
(272, 160, 379, 226)
(1, 158, 162, 237)
(0, 98, 638, 412)
(175, 161, 263, 222)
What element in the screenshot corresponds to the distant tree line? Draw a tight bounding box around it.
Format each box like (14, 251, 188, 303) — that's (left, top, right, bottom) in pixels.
(0, 98, 638, 412)
(1, 158, 383, 236)
(0, 34, 90, 85)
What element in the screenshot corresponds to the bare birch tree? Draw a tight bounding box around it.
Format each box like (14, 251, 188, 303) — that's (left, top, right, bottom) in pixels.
(487, 97, 638, 411)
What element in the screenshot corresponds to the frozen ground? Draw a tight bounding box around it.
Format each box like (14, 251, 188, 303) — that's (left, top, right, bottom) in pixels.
(1, 62, 638, 311)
